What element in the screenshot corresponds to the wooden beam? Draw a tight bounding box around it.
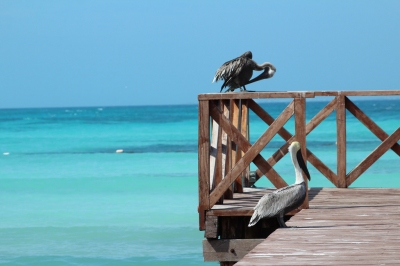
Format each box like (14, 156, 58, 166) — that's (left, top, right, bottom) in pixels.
(241, 100, 250, 187)
(313, 90, 400, 97)
(336, 94, 347, 188)
(215, 111, 223, 204)
(203, 239, 264, 262)
(198, 91, 315, 100)
(210, 117, 219, 190)
(231, 99, 243, 193)
(205, 215, 219, 239)
(345, 97, 400, 156)
(222, 100, 230, 201)
(198, 100, 210, 230)
(346, 127, 400, 186)
(199, 90, 400, 101)
(209, 101, 294, 207)
(295, 97, 308, 209)
(341, 90, 400, 96)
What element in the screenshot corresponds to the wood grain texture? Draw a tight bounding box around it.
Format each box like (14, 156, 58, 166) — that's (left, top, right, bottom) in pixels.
(203, 239, 264, 262)
(231, 99, 243, 193)
(313, 90, 400, 97)
(336, 94, 347, 188)
(295, 97, 308, 209)
(223, 100, 232, 200)
(198, 91, 315, 100)
(198, 90, 400, 101)
(209, 118, 219, 190)
(235, 188, 400, 265)
(241, 100, 250, 188)
(198, 100, 210, 230)
(204, 215, 219, 239)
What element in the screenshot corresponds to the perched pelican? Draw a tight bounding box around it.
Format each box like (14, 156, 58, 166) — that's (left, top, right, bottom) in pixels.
(248, 141, 311, 228)
(212, 51, 276, 92)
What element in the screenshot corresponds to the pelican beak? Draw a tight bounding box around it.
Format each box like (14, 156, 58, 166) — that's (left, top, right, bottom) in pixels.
(296, 149, 311, 181)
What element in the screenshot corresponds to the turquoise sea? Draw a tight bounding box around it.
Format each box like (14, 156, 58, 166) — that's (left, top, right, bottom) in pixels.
(0, 99, 399, 265)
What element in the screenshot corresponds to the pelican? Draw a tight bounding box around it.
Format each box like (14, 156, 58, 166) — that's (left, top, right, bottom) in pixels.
(248, 141, 311, 228)
(212, 51, 276, 92)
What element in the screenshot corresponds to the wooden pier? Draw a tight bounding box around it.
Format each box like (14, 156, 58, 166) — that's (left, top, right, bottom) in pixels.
(236, 188, 400, 265)
(197, 91, 400, 265)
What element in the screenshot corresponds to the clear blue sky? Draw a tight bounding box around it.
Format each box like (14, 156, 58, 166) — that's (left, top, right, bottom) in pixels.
(1, 1, 399, 108)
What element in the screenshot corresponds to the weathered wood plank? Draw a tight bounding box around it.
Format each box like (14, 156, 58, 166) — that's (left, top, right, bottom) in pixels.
(241, 100, 250, 188)
(215, 115, 223, 203)
(209, 101, 294, 207)
(209, 117, 219, 190)
(198, 100, 210, 230)
(235, 187, 400, 265)
(231, 99, 243, 193)
(206, 187, 400, 216)
(336, 94, 347, 188)
(313, 90, 400, 97)
(199, 90, 400, 101)
(205, 215, 219, 239)
(345, 97, 400, 156)
(222, 100, 231, 201)
(203, 239, 264, 262)
(198, 91, 315, 100)
(342, 90, 400, 96)
(346, 127, 400, 186)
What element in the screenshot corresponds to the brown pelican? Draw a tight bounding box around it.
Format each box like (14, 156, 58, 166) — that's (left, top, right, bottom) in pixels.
(248, 141, 310, 228)
(212, 51, 276, 92)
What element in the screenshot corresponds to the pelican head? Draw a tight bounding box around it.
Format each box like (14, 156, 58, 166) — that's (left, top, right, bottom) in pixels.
(246, 63, 276, 85)
(289, 141, 311, 181)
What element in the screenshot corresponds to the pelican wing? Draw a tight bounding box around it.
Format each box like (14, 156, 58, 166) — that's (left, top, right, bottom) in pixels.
(249, 183, 306, 227)
(212, 56, 249, 83)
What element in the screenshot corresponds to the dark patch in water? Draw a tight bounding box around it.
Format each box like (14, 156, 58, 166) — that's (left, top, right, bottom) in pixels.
(19, 144, 198, 155)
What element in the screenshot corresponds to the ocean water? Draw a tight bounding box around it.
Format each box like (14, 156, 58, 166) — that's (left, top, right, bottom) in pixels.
(0, 99, 399, 265)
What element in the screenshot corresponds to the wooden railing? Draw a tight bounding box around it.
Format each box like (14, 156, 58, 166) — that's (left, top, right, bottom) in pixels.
(198, 90, 400, 230)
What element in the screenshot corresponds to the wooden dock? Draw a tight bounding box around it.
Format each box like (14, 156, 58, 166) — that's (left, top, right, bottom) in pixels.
(197, 91, 400, 265)
(236, 188, 400, 265)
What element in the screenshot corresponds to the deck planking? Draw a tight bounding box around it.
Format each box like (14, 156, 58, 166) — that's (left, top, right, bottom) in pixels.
(234, 188, 400, 265)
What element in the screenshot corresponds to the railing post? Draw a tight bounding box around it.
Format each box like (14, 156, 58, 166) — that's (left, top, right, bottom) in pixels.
(241, 99, 250, 187)
(336, 93, 347, 188)
(198, 100, 210, 230)
(295, 96, 308, 209)
(231, 99, 243, 193)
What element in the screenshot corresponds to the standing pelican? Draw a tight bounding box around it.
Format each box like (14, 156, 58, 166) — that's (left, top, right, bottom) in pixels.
(212, 51, 276, 92)
(248, 141, 311, 228)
